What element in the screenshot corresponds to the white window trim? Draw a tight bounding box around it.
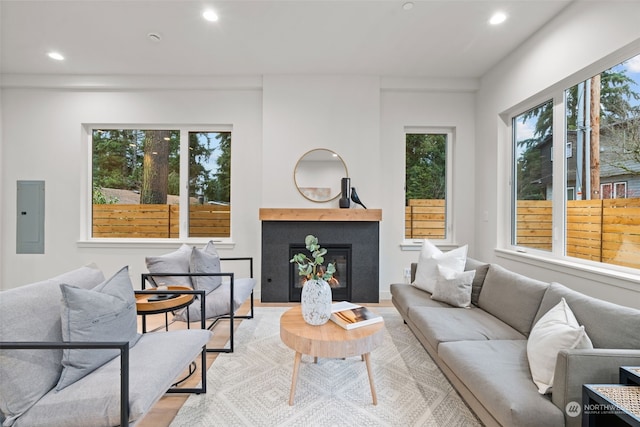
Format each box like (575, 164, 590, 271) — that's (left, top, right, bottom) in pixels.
(499, 44, 640, 280)
(78, 123, 235, 246)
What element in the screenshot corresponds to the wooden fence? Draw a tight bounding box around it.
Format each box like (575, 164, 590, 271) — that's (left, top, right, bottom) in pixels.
(407, 198, 640, 269)
(405, 199, 446, 239)
(519, 198, 640, 269)
(515, 200, 553, 250)
(92, 204, 230, 238)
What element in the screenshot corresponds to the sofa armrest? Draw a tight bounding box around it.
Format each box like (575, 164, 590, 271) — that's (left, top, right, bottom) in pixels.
(552, 348, 640, 426)
(0, 341, 130, 427)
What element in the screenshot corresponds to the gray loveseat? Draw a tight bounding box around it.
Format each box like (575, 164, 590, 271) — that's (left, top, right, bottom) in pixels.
(0, 264, 212, 427)
(391, 258, 640, 427)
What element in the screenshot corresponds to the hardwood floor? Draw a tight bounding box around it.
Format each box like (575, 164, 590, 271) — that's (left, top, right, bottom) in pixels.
(138, 299, 393, 427)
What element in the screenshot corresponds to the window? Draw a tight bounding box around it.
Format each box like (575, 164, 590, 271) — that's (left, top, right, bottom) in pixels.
(405, 129, 452, 241)
(600, 182, 627, 199)
(512, 100, 553, 252)
(91, 127, 231, 239)
(510, 52, 640, 271)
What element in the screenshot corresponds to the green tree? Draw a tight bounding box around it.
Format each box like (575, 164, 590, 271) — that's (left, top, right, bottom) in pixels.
(92, 129, 138, 190)
(516, 138, 545, 200)
(211, 132, 231, 203)
(141, 130, 171, 204)
(188, 132, 230, 203)
(405, 133, 446, 202)
(524, 69, 639, 137)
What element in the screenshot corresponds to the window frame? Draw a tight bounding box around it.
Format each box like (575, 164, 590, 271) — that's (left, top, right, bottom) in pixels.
(502, 49, 640, 278)
(402, 126, 455, 246)
(80, 123, 234, 246)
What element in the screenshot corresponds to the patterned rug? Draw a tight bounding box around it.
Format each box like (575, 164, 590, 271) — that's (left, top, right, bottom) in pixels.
(170, 307, 481, 427)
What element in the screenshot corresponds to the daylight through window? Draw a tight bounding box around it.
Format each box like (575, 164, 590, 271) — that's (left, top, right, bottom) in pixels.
(510, 52, 640, 270)
(405, 131, 450, 240)
(91, 128, 231, 239)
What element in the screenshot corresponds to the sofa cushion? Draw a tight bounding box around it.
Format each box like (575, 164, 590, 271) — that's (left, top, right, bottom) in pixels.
(390, 283, 453, 318)
(408, 306, 526, 352)
(145, 244, 193, 288)
(13, 329, 212, 427)
(431, 265, 475, 308)
(0, 265, 105, 427)
(464, 258, 489, 306)
(477, 264, 548, 336)
(175, 277, 256, 322)
(527, 298, 593, 394)
(533, 282, 640, 349)
(412, 240, 468, 294)
(56, 266, 142, 390)
(189, 243, 222, 294)
(439, 340, 565, 427)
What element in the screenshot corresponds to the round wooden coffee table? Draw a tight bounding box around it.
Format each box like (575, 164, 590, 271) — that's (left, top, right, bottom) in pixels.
(280, 305, 384, 405)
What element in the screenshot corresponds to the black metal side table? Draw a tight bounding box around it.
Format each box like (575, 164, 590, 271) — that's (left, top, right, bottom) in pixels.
(135, 286, 205, 332)
(582, 384, 640, 427)
(621, 367, 640, 386)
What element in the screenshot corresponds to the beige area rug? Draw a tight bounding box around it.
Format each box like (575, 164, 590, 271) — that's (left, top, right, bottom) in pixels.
(170, 307, 481, 427)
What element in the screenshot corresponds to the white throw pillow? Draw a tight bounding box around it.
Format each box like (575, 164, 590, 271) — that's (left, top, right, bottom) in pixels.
(527, 298, 593, 394)
(412, 239, 468, 294)
(431, 265, 475, 308)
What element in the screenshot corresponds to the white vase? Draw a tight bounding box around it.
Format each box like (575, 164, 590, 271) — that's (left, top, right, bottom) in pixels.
(300, 279, 332, 325)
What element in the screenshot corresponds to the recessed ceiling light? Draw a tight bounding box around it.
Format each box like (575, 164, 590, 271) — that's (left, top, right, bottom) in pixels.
(203, 9, 219, 22)
(402, 2, 414, 10)
(47, 51, 64, 61)
(489, 11, 507, 25)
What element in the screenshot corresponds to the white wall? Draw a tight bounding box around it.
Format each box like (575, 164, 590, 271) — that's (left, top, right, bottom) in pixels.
(3, 1, 640, 307)
(1, 85, 263, 289)
(475, 1, 640, 308)
(379, 88, 477, 295)
(1, 75, 481, 301)
(262, 75, 381, 209)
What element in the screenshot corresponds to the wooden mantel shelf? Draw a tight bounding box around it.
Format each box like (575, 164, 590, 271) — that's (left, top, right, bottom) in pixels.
(259, 208, 382, 222)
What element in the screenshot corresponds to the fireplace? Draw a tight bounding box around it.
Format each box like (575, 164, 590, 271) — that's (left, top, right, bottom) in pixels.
(289, 244, 352, 302)
(260, 208, 381, 303)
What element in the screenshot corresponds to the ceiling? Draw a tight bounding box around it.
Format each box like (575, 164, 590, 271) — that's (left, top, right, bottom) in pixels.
(0, 0, 574, 79)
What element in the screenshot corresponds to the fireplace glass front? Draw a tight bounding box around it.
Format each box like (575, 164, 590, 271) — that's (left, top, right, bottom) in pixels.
(289, 244, 352, 302)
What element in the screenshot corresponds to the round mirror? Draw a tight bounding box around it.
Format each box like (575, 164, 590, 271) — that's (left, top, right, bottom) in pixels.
(294, 149, 348, 202)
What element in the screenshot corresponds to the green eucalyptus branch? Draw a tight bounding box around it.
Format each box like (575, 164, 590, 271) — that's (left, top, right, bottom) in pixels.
(289, 234, 336, 281)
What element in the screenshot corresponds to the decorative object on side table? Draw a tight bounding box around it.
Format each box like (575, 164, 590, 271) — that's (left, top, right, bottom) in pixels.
(290, 234, 336, 325)
(339, 177, 351, 208)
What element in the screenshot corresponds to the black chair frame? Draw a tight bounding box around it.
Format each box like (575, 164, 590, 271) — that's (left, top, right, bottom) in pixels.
(141, 257, 255, 353)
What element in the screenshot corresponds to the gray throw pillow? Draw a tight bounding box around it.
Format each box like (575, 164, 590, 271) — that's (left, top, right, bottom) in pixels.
(431, 265, 475, 308)
(468, 262, 489, 306)
(145, 244, 192, 288)
(189, 245, 222, 294)
(56, 266, 141, 390)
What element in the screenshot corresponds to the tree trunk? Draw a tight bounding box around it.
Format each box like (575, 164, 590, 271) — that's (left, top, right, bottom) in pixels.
(590, 75, 601, 199)
(140, 130, 170, 204)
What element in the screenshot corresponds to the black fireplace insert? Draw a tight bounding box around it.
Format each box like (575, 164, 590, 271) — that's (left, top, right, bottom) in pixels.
(289, 244, 352, 302)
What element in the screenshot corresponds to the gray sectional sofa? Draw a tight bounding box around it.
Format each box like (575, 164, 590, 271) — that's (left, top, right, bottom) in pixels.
(0, 264, 213, 427)
(391, 258, 640, 427)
